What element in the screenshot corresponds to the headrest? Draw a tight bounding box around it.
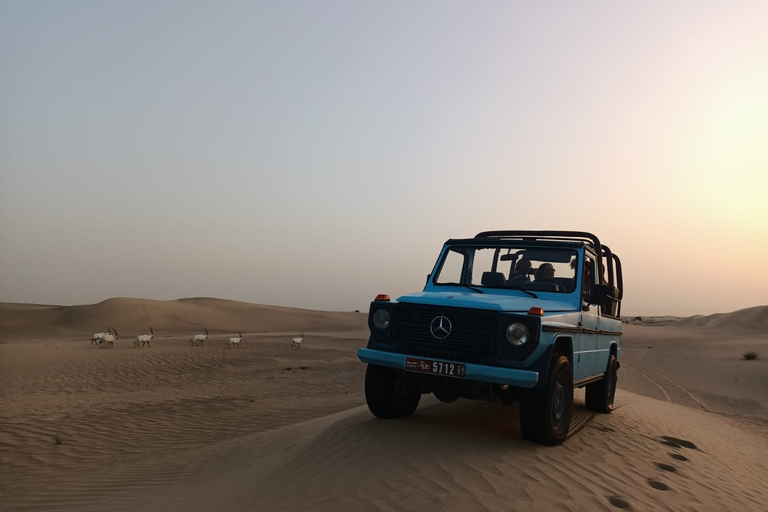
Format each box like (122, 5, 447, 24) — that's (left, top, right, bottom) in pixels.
(481, 272, 507, 287)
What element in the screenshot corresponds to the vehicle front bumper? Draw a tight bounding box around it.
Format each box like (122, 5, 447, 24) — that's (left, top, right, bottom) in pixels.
(358, 348, 539, 388)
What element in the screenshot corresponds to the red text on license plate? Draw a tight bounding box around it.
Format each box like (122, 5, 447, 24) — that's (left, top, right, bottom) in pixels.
(405, 357, 466, 378)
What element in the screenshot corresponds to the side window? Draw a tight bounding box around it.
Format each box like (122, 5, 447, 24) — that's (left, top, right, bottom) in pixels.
(582, 257, 595, 305)
(435, 249, 466, 284)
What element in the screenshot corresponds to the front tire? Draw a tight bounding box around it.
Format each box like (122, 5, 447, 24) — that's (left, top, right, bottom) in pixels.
(520, 355, 573, 445)
(365, 364, 421, 419)
(586, 354, 618, 413)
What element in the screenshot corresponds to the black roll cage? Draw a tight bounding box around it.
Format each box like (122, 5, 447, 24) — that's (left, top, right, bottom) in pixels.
(471, 230, 623, 316)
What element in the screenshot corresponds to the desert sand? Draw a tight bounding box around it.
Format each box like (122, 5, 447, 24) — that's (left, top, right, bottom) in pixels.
(1, 298, 766, 511)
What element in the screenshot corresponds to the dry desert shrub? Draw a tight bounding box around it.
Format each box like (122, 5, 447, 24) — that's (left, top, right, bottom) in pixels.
(51, 434, 64, 445)
(743, 351, 759, 361)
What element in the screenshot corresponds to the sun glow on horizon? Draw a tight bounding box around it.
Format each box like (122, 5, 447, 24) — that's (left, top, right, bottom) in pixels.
(679, 68, 768, 230)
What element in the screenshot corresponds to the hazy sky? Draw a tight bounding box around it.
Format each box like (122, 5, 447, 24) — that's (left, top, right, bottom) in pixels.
(1, 1, 766, 316)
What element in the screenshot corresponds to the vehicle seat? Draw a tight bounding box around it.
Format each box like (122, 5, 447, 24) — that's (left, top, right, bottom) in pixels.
(554, 277, 575, 292)
(481, 271, 507, 287)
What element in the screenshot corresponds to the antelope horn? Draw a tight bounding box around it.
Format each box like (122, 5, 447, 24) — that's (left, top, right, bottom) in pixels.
(149, 326, 154, 335)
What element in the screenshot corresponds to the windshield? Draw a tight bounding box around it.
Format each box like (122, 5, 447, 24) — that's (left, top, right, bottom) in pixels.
(434, 245, 578, 293)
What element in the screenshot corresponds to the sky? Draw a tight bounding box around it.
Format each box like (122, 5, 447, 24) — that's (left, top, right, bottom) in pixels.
(1, 1, 766, 316)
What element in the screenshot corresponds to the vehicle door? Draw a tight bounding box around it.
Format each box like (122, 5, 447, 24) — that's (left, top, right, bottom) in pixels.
(578, 257, 599, 378)
(596, 315, 620, 375)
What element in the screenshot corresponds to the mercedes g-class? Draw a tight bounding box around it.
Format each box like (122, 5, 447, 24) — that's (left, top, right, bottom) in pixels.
(358, 231, 623, 445)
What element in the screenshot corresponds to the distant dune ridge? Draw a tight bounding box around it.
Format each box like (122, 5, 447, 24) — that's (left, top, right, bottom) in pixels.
(669, 305, 768, 334)
(0, 297, 368, 339)
(3, 298, 766, 339)
(1, 299, 767, 511)
(621, 305, 768, 333)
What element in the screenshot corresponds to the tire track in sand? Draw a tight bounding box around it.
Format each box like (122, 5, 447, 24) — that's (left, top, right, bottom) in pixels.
(622, 362, 706, 410)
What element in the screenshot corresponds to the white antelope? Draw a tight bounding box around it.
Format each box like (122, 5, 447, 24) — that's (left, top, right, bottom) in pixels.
(102, 326, 119, 348)
(91, 327, 110, 345)
(291, 331, 304, 349)
(135, 326, 154, 348)
(190, 327, 208, 347)
(227, 332, 242, 349)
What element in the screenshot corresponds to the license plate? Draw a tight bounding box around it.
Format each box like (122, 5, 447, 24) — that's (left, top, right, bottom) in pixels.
(405, 357, 466, 378)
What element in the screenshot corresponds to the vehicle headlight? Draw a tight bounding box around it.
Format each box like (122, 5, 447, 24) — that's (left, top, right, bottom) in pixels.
(372, 309, 391, 330)
(505, 322, 529, 346)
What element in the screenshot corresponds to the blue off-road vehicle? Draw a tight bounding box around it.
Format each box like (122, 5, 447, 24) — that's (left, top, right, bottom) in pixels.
(358, 231, 623, 445)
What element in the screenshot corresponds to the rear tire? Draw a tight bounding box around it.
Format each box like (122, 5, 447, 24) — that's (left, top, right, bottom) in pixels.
(520, 355, 573, 445)
(586, 354, 618, 413)
(365, 364, 421, 419)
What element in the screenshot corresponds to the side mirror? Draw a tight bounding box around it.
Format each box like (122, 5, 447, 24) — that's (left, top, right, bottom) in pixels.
(593, 284, 620, 316)
(592, 284, 609, 305)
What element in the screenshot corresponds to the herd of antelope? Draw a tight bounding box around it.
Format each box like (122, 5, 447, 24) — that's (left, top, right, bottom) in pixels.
(90, 326, 304, 349)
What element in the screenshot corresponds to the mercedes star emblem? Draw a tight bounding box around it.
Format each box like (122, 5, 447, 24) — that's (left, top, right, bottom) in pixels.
(430, 316, 452, 339)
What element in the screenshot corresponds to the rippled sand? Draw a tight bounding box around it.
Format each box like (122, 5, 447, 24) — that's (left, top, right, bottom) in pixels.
(1, 300, 766, 511)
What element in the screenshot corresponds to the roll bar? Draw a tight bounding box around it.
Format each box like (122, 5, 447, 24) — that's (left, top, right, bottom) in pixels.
(474, 231, 605, 285)
(474, 230, 623, 317)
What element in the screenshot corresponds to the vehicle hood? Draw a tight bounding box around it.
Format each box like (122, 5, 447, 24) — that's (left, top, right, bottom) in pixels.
(397, 290, 577, 313)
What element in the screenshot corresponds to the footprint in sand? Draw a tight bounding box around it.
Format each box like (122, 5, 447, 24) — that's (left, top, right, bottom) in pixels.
(669, 453, 689, 462)
(655, 462, 677, 472)
(607, 495, 634, 509)
(647, 478, 670, 491)
(660, 436, 698, 450)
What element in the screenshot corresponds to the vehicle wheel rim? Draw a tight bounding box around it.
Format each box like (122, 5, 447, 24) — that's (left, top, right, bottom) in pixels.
(553, 382, 565, 423)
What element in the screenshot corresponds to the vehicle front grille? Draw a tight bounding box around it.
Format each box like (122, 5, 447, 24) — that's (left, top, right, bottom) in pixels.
(392, 303, 498, 362)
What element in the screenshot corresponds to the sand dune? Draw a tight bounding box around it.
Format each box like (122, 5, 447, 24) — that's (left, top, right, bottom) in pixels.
(0, 297, 369, 339)
(669, 305, 768, 334)
(3, 392, 767, 512)
(623, 305, 768, 333)
(175, 394, 768, 512)
(1, 300, 766, 511)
